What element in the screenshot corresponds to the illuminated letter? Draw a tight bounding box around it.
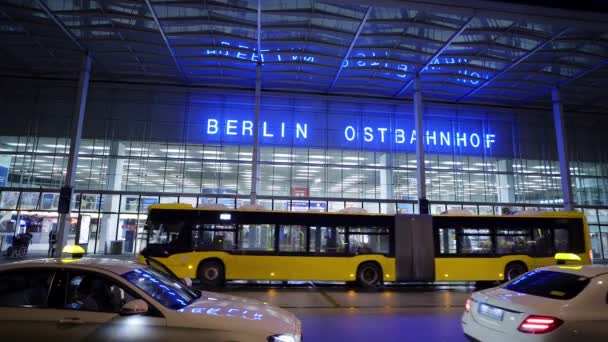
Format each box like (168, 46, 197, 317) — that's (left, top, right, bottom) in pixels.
(251, 53, 259, 62)
(226, 308, 239, 317)
(303, 56, 314, 63)
(207, 119, 218, 135)
(296, 123, 307, 139)
(236, 52, 247, 60)
(342, 60, 349, 67)
(206, 50, 217, 55)
(191, 308, 204, 314)
(440, 132, 450, 146)
(281, 122, 285, 138)
(426, 131, 437, 145)
(226, 120, 238, 135)
(242, 120, 253, 136)
(470, 71, 480, 85)
(377, 128, 388, 143)
(263, 122, 274, 137)
(470, 133, 480, 148)
(485, 134, 496, 148)
(456, 132, 467, 147)
(345, 126, 356, 141)
(397, 64, 408, 78)
(395, 129, 405, 144)
(410, 130, 417, 144)
(364, 127, 373, 142)
(206, 308, 221, 316)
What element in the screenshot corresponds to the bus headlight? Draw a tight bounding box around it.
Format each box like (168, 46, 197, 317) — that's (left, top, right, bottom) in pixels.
(267, 334, 300, 342)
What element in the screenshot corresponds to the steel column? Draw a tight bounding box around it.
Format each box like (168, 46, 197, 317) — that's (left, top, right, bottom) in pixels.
(394, 16, 474, 97)
(329, 7, 372, 90)
(552, 87, 574, 211)
(55, 53, 92, 256)
(250, 62, 262, 205)
(414, 75, 428, 214)
(250, 0, 262, 205)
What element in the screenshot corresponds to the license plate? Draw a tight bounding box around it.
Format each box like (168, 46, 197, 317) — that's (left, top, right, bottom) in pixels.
(478, 303, 504, 321)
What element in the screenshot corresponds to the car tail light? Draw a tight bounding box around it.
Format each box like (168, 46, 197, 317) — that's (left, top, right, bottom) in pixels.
(464, 298, 471, 313)
(518, 315, 563, 334)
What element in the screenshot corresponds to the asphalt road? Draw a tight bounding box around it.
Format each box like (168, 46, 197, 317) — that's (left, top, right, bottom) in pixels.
(218, 285, 472, 342)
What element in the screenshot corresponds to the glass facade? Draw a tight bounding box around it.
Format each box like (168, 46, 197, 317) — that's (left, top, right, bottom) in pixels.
(1, 80, 608, 260)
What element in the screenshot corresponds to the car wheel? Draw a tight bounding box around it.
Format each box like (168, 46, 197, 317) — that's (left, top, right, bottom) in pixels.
(198, 260, 225, 287)
(356, 262, 382, 288)
(504, 262, 527, 281)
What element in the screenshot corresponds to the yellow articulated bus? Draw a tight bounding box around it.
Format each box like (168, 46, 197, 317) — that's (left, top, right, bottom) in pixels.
(138, 204, 591, 288)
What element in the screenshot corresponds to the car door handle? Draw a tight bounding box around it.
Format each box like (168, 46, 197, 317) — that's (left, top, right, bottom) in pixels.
(58, 317, 85, 325)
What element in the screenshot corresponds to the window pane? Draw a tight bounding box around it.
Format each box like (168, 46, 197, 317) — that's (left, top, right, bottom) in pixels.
(497, 229, 532, 254)
(192, 224, 235, 251)
(0, 269, 54, 307)
(279, 225, 306, 252)
(348, 227, 389, 255)
(439, 228, 456, 254)
(65, 272, 133, 313)
(554, 228, 570, 252)
(239, 224, 275, 251)
(459, 229, 492, 254)
(0, 191, 19, 209)
(309, 226, 345, 253)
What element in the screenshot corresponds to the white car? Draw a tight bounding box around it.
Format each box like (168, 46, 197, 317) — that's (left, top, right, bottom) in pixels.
(462, 265, 608, 342)
(0, 258, 301, 341)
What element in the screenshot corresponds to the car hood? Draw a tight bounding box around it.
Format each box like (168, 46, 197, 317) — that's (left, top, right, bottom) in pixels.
(170, 291, 301, 336)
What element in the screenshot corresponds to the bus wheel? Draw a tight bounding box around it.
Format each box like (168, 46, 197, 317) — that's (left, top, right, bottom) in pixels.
(198, 260, 225, 287)
(356, 262, 382, 288)
(504, 262, 527, 282)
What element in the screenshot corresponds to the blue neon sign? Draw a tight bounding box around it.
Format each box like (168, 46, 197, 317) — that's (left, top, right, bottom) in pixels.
(188, 107, 513, 157)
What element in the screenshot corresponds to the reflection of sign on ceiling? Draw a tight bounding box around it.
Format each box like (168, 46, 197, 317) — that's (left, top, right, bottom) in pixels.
(203, 41, 487, 85)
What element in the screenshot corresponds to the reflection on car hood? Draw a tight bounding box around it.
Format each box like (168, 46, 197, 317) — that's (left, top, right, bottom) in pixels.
(173, 291, 300, 336)
(474, 287, 567, 314)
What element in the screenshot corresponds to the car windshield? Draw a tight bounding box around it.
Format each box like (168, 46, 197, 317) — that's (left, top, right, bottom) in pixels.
(504, 269, 590, 300)
(122, 267, 197, 310)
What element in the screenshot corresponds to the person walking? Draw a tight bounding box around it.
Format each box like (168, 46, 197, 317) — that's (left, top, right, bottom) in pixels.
(48, 229, 57, 257)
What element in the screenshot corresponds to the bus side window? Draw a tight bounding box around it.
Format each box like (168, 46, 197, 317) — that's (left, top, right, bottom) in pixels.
(458, 229, 492, 254)
(279, 225, 306, 252)
(192, 224, 236, 251)
(438, 228, 456, 255)
(238, 224, 275, 252)
(348, 227, 390, 255)
(554, 228, 570, 252)
(309, 227, 345, 254)
(532, 228, 554, 256)
(496, 229, 531, 255)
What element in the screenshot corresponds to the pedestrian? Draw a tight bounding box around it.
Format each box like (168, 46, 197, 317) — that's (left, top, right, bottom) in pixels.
(48, 229, 57, 257)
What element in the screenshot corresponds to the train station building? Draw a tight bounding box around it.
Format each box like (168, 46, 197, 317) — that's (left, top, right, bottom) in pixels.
(0, 0, 607, 259)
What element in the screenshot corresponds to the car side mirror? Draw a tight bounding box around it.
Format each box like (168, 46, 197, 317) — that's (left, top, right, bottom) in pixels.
(120, 299, 149, 316)
(181, 277, 193, 287)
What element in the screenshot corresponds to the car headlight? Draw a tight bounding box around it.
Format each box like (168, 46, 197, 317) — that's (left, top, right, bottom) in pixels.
(267, 333, 300, 342)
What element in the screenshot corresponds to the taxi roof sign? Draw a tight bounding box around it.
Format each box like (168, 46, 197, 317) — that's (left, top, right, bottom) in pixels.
(554, 253, 582, 262)
(62, 244, 85, 255)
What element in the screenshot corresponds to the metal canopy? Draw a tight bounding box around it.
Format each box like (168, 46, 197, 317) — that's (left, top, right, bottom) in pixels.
(1, 0, 608, 113)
